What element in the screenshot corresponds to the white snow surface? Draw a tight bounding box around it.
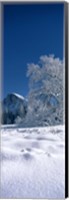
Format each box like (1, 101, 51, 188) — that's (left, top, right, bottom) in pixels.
(12, 93, 25, 100)
(0, 125, 65, 199)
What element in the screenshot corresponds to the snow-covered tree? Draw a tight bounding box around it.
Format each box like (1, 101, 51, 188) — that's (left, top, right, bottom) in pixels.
(26, 55, 64, 126)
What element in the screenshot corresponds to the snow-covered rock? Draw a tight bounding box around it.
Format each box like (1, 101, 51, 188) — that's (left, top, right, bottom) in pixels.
(1, 93, 28, 124)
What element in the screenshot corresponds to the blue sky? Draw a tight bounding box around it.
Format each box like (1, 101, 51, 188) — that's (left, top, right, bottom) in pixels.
(3, 3, 64, 98)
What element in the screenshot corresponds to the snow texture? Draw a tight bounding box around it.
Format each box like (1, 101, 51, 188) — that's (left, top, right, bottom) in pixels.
(0, 125, 65, 199)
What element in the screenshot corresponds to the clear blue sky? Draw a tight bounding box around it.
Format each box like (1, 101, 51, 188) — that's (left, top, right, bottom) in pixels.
(3, 3, 64, 98)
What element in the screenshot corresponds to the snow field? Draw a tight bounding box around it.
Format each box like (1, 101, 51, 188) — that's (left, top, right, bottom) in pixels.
(0, 125, 65, 198)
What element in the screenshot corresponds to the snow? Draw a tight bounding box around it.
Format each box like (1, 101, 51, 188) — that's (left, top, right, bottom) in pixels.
(12, 93, 25, 100)
(0, 125, 65, 198)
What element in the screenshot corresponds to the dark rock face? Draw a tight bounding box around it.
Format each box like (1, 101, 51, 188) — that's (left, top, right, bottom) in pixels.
(1, 93, 28, 124)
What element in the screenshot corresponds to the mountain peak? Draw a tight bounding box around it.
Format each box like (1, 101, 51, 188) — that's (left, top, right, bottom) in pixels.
(12, 93, 25, 100)
(6, 93, 25, 100)
(1, 93, 28, 124)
